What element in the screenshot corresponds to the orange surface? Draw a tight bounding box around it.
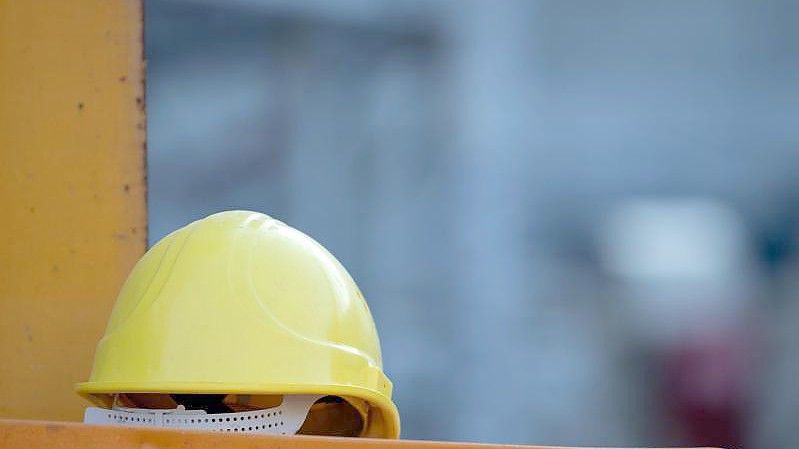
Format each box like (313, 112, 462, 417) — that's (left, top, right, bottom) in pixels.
(0, 420, 721, 449)
(0, 1, 146, 420)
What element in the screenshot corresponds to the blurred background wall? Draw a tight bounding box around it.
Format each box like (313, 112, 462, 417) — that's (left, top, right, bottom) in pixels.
(145, 0, 799, 447)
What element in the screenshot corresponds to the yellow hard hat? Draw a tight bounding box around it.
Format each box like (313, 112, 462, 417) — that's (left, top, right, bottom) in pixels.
(76, 210, 400, 438)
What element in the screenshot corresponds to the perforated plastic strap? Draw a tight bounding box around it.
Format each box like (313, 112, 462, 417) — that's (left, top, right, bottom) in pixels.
(84, 395, 323, 435)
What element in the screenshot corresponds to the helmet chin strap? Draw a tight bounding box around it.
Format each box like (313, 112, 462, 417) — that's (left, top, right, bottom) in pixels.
(83, 394, 323, 435)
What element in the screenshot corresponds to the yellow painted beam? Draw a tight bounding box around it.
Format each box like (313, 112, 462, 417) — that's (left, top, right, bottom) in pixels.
(0, 420, 721, 449)
(0, 1, 146, 420)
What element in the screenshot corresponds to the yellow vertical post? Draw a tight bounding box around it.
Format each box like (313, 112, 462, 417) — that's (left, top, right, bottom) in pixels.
(0, 1, 146, 420)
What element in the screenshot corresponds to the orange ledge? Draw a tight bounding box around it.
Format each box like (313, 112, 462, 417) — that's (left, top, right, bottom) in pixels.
(0, 419, 719, 449)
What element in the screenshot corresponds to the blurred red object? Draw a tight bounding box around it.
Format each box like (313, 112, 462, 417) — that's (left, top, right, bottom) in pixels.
(663, 327, 753, 448)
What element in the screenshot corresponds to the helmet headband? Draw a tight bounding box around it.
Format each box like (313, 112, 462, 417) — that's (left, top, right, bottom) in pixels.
(83, 394, 322, 435)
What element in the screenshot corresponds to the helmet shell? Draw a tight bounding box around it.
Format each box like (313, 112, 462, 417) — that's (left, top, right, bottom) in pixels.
(76, 211, 399, 438)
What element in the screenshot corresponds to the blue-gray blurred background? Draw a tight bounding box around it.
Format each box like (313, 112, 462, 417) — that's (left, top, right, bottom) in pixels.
(145, 1, 799, 447)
